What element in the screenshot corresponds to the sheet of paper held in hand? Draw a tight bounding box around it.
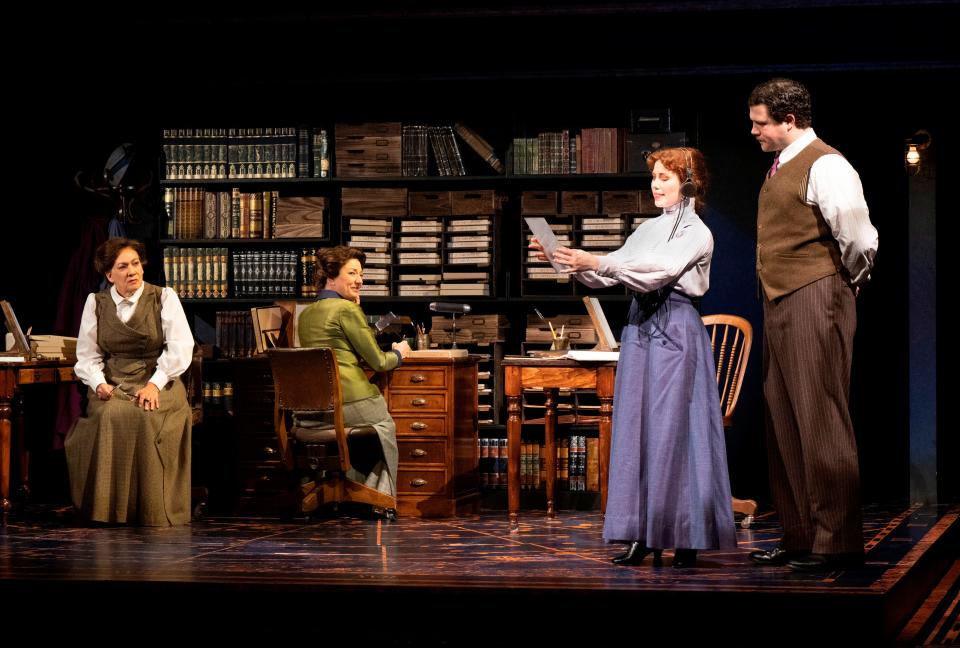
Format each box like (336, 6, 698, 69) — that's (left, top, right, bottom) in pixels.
(524, 217, 572, 273)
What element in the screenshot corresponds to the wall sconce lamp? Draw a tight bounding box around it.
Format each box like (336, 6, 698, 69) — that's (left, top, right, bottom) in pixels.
(905, 129, 931, 171)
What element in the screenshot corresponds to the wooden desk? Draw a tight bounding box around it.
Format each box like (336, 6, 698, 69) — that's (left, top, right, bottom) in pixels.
(381, 356, 480, 518)
(0, 359, 77, 525)
(240, 355, 480, 518)
(502, 357, 617, 533)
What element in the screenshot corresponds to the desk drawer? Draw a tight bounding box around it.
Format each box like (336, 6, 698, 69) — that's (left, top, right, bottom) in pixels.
(234, 390, 276, 415)
(392, 367, 447, 388)
(236, 434, 283, 463)
(388, 392, 446, 412)
(397, 468, 447, 495)
(240, 464, 287, 494)
(16, 368, 59, 384)
(398, 440, 446, 465)
(393, 415, 446, 437)
(234, 416, 277, 437)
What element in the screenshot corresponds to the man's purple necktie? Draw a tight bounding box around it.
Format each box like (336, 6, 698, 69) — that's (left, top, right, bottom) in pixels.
(768, 154, 780, 178)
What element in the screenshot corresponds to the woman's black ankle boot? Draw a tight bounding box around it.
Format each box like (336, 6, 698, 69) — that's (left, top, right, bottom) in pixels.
(672, 548, 698, 568)
(612, 542, 663, 566)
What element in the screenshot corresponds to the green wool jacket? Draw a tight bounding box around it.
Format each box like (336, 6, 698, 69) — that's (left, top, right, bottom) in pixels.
(297, 290, 401, 403)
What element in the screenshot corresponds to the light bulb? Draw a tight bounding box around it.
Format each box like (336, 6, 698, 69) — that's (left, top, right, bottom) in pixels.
(906, 145, 921, 166)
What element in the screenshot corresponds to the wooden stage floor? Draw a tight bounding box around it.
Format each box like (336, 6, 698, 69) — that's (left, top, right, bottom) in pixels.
(1, 503, 957, 644)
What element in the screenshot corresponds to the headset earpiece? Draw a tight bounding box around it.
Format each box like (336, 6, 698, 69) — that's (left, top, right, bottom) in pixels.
(679, 147, 697, 199)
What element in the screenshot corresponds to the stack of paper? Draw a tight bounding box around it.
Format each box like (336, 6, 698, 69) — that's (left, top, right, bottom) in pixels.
(29, 335, 78, 361)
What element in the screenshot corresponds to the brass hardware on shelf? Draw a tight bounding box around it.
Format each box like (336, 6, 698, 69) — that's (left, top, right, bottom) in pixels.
(410, 479, 428, 487)
(410, 448, 427, 457)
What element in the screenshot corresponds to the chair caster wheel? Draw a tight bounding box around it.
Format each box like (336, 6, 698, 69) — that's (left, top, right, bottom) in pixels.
(372, 506, 397, 521)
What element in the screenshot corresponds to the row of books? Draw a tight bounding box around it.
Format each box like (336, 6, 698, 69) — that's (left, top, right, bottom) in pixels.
(162, 124, 670, 180)
(479, 436, 598, 491)
(162, 247, 229, 299)
(164, 123, 499, 181)
(162, 127, 311, 180)
(510, 128, 625, 175)
(161, 248, 316, 299)
(399, 123, 504, 177)
(163, 189, 326, 240)
(215, 311, 257, 358)
(201, 381, 234, 415)
(401, 125, 465, 176)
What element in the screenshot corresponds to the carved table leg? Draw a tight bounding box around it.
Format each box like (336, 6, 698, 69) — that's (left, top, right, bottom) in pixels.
(544, 388, 558, 520)
(598, 367, 615, 516)
(506, 366, 521, 534)
(15, 391, 29, 501)
(1, 399, 12, 526)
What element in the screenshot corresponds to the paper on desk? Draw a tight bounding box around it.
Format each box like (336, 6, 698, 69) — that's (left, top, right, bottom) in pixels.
(525, 217, 572, 273)
(565, 350, 619, 362)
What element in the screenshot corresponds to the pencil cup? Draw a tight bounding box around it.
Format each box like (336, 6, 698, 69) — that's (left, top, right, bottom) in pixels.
(416, 334, 431, 350)
(550, 336, 570, 351)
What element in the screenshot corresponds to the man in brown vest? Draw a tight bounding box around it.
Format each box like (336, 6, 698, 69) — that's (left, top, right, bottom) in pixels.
(746, 78, 878, 572)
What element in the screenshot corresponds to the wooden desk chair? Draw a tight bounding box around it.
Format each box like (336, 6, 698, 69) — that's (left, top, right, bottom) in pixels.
(702, 314, 758, 529)
(267, 347, 397, 517)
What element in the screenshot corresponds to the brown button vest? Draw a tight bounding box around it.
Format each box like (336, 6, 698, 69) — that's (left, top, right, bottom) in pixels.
(757, 138, 844, 301)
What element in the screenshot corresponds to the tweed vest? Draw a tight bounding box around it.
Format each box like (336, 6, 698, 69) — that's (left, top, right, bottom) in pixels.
(94, 282, 165, 391)
(757, 139, 844, 301)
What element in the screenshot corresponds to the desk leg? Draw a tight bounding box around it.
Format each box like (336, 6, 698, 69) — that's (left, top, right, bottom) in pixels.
(598, 367, 615, 515)
(544, 388, 557, 519)
(15, 392, 29, 500)
(506, 367, 521, 534)
(1, 399, 11, 526)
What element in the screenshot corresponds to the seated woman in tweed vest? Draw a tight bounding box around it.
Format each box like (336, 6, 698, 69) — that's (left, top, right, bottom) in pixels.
(66, 238, 193, 526)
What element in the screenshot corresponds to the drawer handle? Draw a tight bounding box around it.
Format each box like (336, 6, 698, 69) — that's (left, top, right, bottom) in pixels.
(410, 448, 428, 457)
(412, 398, 428, 406)
(263, 446, 276, 455)
(410, 422, 428, 431)
(410, 478, 428, 488)
(259, 475, 271, 482)
(409, 374, 427, 383)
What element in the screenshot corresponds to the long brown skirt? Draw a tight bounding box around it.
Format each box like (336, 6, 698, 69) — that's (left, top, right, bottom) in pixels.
(65, 380, 191, 526)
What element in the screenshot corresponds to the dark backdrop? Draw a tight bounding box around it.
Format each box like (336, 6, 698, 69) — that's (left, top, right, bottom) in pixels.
(3, 1, 955, 504)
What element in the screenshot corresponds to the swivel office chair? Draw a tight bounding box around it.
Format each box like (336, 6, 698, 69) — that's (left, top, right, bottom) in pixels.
(268, 347, 397, 518)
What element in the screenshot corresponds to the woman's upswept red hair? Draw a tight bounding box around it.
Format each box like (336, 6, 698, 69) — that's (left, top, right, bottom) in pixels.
(647, 147, 710, 215)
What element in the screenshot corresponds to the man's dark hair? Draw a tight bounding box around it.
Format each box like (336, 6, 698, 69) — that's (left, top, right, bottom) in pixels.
(749, 78, 812, 128)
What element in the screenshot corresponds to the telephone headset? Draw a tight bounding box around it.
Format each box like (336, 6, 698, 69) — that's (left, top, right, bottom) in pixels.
(667, 147, 696, 242)
(679, 147, 697, 199)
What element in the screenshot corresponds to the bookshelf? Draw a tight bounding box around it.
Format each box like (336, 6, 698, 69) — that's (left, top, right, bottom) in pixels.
(157, 117, 673, 514)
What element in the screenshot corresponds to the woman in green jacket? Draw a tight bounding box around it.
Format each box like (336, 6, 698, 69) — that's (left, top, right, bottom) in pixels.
(298, 246, 411, 500)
